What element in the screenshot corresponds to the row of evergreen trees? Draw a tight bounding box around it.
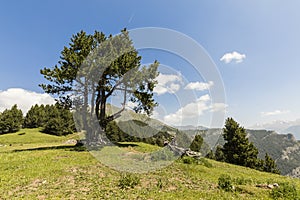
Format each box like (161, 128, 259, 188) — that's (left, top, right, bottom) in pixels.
(0, 104, 75, 136)
(206, 118, 280, 174)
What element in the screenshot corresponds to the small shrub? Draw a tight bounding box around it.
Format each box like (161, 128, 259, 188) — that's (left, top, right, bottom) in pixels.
(218, 174, 233, 192)
(157, 178, 163, 189)
(72, 146, 87, 152)
(130, 153, 145, 161)
(199, 158, 213, 168)
(182, 156, 196, 164)
(118, 173, 140, 189)
(270, 182, 299, 200)
(233, 176, 253, 185)
(151, 148, 175, 161)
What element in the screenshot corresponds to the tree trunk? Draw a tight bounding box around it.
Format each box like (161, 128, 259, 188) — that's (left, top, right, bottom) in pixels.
(99, 89, 106, 130)
(83, 78, 88, 131)
(95, 89, 100, 119)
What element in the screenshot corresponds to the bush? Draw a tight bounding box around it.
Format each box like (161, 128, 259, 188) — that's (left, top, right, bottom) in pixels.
(218, 174, 233, 192)
(118, 173, 140, 189)
(199, 158, 213, 168)
(150, 148, 175, 161)
(270, 182, 299, 200)
(233, 176, 253, 185)
(182, 156, 196, 164)
(156, 178, 163, 189)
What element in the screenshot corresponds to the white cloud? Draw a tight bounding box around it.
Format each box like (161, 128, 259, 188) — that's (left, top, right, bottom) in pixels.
(210, 103, 228, 113)
(0, 88, 55, 114)
(185, 81, 214, 91)
(163, 94, 211, 125)
(261, 110, 290, 117)
(220, 51, 246, 64)
(154, 73, 183, 95)
(198, 94, 210, 102)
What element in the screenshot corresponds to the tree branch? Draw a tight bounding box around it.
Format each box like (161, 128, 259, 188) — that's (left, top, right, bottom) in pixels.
(106, 86, 127, 122)
(105, 78, 124, 99)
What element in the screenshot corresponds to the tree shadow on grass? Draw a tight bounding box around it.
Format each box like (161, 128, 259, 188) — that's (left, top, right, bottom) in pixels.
(114, 143, 139, 148)
(11, 142, 139, 153)
(12, 145, 86, 152)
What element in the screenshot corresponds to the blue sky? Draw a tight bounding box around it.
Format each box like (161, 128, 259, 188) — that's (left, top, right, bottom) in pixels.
(1, 0, 300, 128)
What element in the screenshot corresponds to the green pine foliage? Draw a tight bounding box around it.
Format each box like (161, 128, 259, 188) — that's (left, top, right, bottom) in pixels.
(205, 150, 215, 160)
(263, 153, 280, 174)
(22, 104, 75, 136)
(42, 104, 75, 136)
(190, 134, 203, 152)
(0, 103, 75, 136)
(215, 145, 225, 162)
(23, 104, 46, 128)
(222, 118, 259, 169)
(40, 29, 159, 133)
(220, 117, 280, 174)
(0, 105, 23, 134)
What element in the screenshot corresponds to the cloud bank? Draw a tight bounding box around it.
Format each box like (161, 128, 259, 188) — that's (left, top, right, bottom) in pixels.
(0, 88, 55, 114)
(162, 94, 228, 125)
(261, 110, 290, 117)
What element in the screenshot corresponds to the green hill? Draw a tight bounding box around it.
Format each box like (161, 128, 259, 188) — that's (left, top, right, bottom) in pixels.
(0, 128, 299, 199)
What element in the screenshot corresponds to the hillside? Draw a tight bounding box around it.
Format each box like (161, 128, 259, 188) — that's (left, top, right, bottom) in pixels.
(0, 129, 300, 199)
(181, 128, 300, 176)
(107, 107, 300, 176)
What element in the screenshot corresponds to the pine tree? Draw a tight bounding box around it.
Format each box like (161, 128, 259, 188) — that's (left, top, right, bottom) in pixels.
(40, 29, 159, 136)
(0, 105, 23, 133)
(43, 104, 75, 136)
(263, 153, 280, 174)
(206, 149, 215, 160)
(215, 145, 225, 162)
(222, 118, 259, 168)
(190, 134, 204, 152)
(23, 104, 47, 128)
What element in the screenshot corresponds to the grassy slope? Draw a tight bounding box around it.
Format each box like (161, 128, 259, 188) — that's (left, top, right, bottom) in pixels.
(0, 129, 299, 199)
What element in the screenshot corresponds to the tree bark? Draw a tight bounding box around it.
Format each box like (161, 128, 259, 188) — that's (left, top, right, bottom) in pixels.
(83, 78, 88, 131)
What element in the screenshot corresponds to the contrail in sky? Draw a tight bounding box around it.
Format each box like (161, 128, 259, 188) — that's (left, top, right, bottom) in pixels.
(128, 13, 135, 24)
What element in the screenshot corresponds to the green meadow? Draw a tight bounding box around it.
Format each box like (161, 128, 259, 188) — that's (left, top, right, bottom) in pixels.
(0, 129, 299, 199)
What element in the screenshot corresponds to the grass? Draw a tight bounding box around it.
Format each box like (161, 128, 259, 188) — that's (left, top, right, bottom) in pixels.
(0, 128, 300, 199)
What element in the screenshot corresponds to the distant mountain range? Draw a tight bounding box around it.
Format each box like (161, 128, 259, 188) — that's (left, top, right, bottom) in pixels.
(251, 119, 300, 140)
(174, 125, 207, 131)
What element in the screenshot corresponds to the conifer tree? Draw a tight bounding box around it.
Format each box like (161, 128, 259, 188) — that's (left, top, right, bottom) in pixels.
(222, 118, 259, 168)
(0, 105, 23, 133)
(263, 153, 280, 174)
(206, 149, 215, 160)
(215, 145, 225, 162)
(190, 134, 204, 152)
(23, 104, 46, 128)
(40, 29, 159, 137)
(43, 104, 75, 136)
